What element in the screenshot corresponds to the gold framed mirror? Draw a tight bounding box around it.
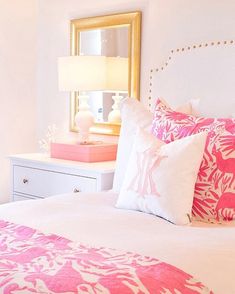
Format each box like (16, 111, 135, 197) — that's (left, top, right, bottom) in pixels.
(70, 11, 141, 135)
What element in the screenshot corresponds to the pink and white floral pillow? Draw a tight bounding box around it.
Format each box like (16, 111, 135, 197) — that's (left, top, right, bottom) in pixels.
(116, 129, 206, 225)
(152, 99, 235, 223)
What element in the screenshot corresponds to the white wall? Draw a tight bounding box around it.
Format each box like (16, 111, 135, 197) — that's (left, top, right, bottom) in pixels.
(37, 0, 235, 143)
(0, 0, 37, 202)
(1, 0, 234, 201)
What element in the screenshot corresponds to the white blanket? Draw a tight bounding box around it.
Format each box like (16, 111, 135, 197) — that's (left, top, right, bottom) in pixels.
(0, 192, 235, 293)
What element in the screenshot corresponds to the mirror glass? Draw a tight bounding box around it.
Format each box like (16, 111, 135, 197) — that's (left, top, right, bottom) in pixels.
(70, 12, 141, 135)
(80, 27, 129, 123)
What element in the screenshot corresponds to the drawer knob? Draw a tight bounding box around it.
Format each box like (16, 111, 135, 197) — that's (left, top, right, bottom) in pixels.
(23, 178, 29, 184)
(73, 188, 80, 193)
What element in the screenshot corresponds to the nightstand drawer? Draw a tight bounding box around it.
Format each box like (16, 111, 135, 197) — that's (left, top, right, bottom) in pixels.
(13, 165, 97, 198)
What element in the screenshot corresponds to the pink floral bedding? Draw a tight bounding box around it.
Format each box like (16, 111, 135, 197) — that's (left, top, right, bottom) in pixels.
(0, 220, 212, 294)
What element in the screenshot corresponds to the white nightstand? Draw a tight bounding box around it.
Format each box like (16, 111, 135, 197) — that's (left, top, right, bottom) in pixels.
(10, 153, 116, 202)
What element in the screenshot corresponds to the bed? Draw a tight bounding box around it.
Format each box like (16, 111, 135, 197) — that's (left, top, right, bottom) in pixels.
(0, 40, 235, 293)
(0, 192, 235, 293)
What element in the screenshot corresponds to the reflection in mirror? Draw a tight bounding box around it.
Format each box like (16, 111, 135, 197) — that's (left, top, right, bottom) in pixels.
(80, 27, 128, 56)
(70, 12, 141, 135)
(80, 27, 129, 123)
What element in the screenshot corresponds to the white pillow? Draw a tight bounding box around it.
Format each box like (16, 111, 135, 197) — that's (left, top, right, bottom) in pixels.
(112, 98, 153, 193)
(116, 129, 207, 225)
(112, 98, 199, 193)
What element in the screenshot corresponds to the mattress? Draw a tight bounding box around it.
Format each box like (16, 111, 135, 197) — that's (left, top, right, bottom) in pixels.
(0, 192, 235, 293)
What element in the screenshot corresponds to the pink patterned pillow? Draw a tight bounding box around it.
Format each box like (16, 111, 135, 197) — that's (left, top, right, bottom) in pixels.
(152, 99, 235, 223)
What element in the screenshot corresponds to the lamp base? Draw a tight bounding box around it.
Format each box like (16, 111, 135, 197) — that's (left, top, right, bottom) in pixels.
(75, 94, 94, 144)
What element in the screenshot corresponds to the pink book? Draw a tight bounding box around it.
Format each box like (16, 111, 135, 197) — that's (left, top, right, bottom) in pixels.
(50, 142, 117, 162)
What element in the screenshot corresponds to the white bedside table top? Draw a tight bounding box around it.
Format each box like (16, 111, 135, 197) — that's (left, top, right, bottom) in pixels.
(9, 153, 116, 174)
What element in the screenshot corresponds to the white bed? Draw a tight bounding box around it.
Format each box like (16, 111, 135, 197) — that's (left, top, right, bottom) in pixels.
(0, 192, 235, 293)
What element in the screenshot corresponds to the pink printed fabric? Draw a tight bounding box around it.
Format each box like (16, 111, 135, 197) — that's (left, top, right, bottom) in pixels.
(152, 99, 235, 223)
(0, 220, 212, 294)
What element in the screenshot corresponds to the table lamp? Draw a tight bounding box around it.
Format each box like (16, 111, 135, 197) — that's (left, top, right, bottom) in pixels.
(58, 55, 106, 144)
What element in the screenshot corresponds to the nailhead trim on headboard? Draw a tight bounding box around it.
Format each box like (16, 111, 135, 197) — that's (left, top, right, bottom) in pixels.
(148, 39, 235, 109)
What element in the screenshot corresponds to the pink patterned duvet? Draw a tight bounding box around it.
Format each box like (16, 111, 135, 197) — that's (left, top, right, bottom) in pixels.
(0, 220, 212, 294)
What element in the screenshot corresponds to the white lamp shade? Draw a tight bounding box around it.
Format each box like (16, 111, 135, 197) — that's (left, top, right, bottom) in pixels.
(58, 55, 128, 93)
(106, 57, 128, 92)
(58, 56, 107, 91)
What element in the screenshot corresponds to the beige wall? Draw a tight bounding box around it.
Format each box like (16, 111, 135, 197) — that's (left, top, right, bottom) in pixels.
(0, 0, 37, 202)
(36, 0, 235, 143)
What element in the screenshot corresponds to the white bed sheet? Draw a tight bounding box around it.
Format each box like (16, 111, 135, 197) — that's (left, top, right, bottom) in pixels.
(0, 192, 235, 293)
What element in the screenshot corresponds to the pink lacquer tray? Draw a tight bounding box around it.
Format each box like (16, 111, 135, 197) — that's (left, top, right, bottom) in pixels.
(50, 142, 117, 162)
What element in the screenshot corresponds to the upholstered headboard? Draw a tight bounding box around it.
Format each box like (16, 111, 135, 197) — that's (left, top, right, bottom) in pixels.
(149, 40, 235, 117)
